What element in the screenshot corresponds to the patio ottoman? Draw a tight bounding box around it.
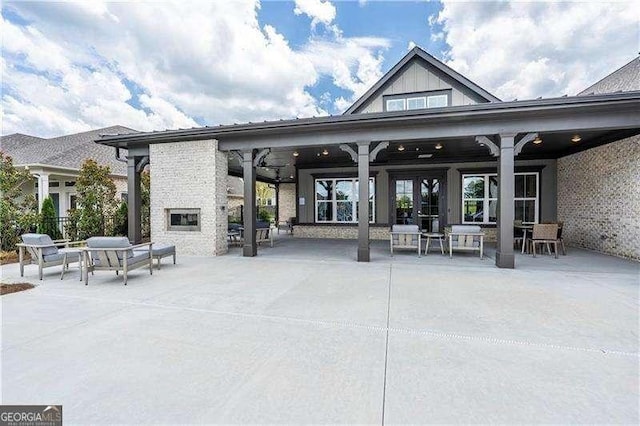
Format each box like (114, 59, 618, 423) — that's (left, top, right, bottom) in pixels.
(135, 244, 176, 269)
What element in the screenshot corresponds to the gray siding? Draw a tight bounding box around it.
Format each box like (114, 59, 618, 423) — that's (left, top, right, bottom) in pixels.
(298, 159, 557, 225)
(357, 62, 484, 114)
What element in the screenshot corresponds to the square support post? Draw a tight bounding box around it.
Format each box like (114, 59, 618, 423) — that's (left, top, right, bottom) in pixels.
(274, 183, 280, 226)
(496, 133, 516, 268)
(37, 173, 49, 212)
(127, 157, 142, 244)
(357, 142, 370, 262)
(242, 150, 257, 257)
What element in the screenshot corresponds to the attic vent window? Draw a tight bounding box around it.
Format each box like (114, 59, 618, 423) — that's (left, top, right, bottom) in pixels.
(384, 90, 450, 112)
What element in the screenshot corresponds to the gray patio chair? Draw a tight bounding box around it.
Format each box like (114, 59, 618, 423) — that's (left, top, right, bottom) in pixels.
(256, 225, 274, 247)
(83, 237, 153, 285)
(531, 223, 560, 259)
(449, 225, 484, 259)
(390, 224, 421, 257)
(17, 233, 84, 280)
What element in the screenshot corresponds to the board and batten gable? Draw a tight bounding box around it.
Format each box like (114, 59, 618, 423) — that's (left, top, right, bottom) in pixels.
(353, 60, 489, 114)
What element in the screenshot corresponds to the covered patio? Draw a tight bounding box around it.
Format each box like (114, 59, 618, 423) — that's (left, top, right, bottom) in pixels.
(98, 90, 640, 268)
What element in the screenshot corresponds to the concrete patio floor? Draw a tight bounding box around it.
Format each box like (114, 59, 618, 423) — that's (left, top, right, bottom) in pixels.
(1, 238, 638, 424)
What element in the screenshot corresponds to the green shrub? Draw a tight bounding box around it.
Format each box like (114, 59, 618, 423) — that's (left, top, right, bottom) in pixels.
(37, 196, 62, 239)
(114, 201, 128, 236)
(258, 208, 272, 223)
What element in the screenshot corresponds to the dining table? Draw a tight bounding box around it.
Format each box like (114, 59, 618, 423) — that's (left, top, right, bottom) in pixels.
(515, 224, 534, 254)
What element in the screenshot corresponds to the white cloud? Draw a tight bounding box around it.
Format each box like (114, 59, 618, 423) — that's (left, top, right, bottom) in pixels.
(2, 0, 389, 137)
(407, 40, 416, 51)
(432, 1, 639, 100)
(293, 0, 336, 27)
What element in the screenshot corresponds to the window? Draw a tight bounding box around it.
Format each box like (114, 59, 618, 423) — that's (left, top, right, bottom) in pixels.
(384, 91, 451, 112)
(69, 194, 77, 210)
(407, 97, 426, 110)
(166, 208, 201, 231)
(386, 99, 405, 112)
(315, 178, 375, 223)
(427, 94, 448, 108)
(462, 173, 539, 224)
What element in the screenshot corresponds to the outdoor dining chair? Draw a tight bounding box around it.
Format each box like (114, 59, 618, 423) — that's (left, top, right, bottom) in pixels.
(531, 223, 560, 258)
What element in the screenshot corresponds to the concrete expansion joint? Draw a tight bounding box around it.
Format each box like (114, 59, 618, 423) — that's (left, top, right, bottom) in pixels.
(36, 293, 639, 359)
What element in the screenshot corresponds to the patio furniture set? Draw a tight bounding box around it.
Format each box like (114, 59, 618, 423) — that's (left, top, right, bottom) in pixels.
(17, 234, 176, 285)
(390, 224, 484, 258)
(228, 222, 275, 248)
(390, 222, 566, 259)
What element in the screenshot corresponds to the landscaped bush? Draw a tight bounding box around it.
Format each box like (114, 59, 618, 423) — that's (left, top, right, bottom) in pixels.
(73, 159, 118, 240)
(114, 201, 128, 236)
(0, 152, 38, 252)
(37, 196, 62, 240)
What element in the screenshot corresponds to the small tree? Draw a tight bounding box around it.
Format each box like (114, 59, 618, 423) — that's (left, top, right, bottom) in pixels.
(74, 159, 118, 239)
(114, 201, 128, 236)
(0, 152, 38, 251)
(38, 196, 62, 239)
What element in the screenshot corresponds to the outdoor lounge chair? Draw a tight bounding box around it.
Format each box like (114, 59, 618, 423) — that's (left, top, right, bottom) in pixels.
(256, 223, 274, 247)
(390, 224, 421, 257)
(83, 237, 153, 285)
(449, 225, 484, 259)
(17, 233, 85, 280)
(531, 224, 560, 259)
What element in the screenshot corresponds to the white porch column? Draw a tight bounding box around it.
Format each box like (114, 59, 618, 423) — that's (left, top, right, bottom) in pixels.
(37, 173, 49, 212)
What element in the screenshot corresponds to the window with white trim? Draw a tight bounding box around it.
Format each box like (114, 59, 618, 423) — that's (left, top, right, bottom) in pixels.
(407, 97, 426, 110)
(462, 172, 539, 224)
(315, 178, 375, 223)
(385, 99, 405, 112)
(385, 93, 449, 111)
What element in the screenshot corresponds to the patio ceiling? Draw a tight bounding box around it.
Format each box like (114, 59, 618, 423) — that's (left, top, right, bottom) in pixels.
(228, 127, 640, 183)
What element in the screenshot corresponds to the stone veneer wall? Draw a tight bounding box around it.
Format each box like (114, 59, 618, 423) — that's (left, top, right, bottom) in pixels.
(293, 225, 390, 240)
(150, 140, 228, 256)
(293, 224, 498, 242)
(278, 183, 296, 222)
(557, 135, 640, 260)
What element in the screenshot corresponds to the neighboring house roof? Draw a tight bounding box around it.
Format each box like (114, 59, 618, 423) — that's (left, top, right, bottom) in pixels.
(0, 125, 137, 176)
(579, 56, 640, 96)
(344, 46, 501, 114)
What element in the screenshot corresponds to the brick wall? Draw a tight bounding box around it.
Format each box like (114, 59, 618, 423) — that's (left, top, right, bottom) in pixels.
(557, 135, 640, 260)
(278, 183, 296, 223)
(150, 140, 228, 256)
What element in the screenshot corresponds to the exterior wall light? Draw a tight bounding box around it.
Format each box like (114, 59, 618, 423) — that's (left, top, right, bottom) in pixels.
(571, 134, 582, 143)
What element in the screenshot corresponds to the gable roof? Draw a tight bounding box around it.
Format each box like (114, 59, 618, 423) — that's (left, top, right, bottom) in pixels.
(344, 46, 501, 114)
(578, 56, 640, 96)
(0, 125, 138, 176)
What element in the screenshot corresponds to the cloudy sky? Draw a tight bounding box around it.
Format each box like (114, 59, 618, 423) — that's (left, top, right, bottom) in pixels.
(2, 0, 638, 137)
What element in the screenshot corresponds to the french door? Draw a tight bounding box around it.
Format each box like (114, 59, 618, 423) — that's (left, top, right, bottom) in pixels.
(391, 172, 446, 233)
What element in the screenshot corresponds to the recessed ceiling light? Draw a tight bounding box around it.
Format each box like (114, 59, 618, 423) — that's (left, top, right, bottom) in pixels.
(571, 134, 581, 143)
(289, 175, 294, 179)
(435, 143, 443, 150)
(322, 149, 329, 156)
(293, 151, 299, 157)
(398, 145, 405, 151)
(533, 136, 543, 145)
(316, 152, 321, 157)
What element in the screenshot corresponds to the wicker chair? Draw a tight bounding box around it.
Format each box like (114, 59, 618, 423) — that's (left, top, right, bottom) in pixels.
(390, 224, 421, 257)
(531, 224, 560, 258)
